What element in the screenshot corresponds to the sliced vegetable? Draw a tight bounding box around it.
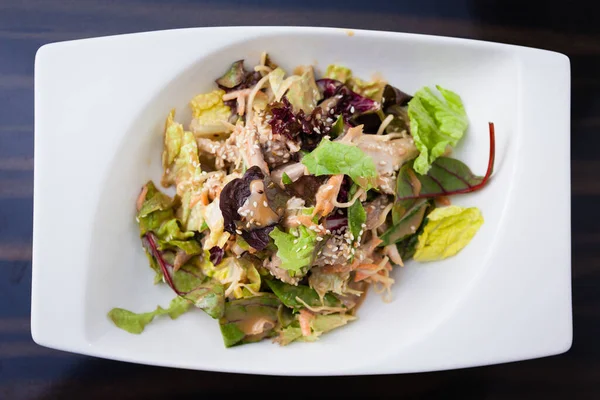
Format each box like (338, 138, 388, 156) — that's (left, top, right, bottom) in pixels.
(396, 123, 495, 200)
(301, 138, 377, 189)
(414, 206, 483, 262)
(408, 85, 468, 174)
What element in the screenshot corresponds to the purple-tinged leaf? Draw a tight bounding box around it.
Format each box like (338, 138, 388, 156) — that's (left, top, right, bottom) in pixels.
(396, 123, 495, 200)
(209, 246, 225, 266)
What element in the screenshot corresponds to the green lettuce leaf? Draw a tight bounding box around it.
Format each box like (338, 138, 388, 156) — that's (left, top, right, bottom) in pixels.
(108, 296, 191, 334)
(324, 64, 385, 101)
(308, 268, 356, 301)
(269, 226, 317, 276)
(286, 66, 322, 113)
(137, 182, 202, 256)
(200, 256, 261, 299)
(218, 294, 281, 347)
(414, 206, 483, 262)
(408, 85, 468, 175)
(324, 64, 352, 83)
(301, 138, 377, 189)
(265, 279, 341, 310)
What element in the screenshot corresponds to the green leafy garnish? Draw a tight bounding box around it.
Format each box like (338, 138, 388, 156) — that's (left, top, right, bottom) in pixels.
(108, 296, 191, 334)
(301, 138, 377, 189)
(408, 85, 468, 175)
(269, 226, 317, 276)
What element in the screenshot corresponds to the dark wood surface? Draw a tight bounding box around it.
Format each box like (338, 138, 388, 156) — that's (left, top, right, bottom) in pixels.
(1, 0, 598, 398)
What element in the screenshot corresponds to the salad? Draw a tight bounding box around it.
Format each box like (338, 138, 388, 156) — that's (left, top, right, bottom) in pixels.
(109, 53, 495, 347)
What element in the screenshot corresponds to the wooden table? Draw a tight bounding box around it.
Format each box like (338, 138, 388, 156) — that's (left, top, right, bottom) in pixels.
(1, 1, 597, 398)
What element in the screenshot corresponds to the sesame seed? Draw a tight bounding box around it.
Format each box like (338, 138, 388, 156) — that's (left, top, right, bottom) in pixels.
(410, 225, 416, 232)
(332, 246, 338, 252)
(379, 160, 387, 166)
(263, 201, 268, 207)
(350, 106, 355, 113)
(361, 223, 367, 228)
(253, 201, 258, 207)
(316, 237, 324, 241)
(236, 229, 242, 235)
(250, 211, 255, 217)
(301, 245, 307, 250)
(293, 239, 299, 244)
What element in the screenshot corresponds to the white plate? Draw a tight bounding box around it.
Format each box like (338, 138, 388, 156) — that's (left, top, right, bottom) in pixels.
(32, 26, 572, 375)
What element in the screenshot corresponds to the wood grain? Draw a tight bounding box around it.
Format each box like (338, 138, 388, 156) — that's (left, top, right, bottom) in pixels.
(0, 0, 598, 398)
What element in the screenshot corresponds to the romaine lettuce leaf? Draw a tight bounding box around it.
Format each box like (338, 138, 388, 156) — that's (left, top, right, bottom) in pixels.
(301, 138, 377, 189)
(324, 64, 385, 101)
(408, 85, 468, 175)
(286, 66, 322, 113)
(414, 206, 483, 262)
(324, 64, 352, 83)
(200, 256, 261, 299)
(269, 225, 317, 275)
(108, 296, 191, 334)
(137, 182, 201, 255)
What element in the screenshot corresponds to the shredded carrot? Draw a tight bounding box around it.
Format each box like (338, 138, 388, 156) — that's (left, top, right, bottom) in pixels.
(136, 184, 148, 212)
(313, 174, 344, 217)
(299, 309, 314, 337)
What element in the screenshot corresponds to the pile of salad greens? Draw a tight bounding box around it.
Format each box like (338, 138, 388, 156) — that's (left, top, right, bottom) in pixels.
(108, 53, 495, 347)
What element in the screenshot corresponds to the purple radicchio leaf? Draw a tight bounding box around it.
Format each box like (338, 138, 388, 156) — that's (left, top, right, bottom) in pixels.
(316, 78, 380, 120)
(382, 84, 413, 108)
(219, 166, 265, 234)
(268, 97, 335, 151)
(240, 225, 275, 251)
(209, 246, 225, 266)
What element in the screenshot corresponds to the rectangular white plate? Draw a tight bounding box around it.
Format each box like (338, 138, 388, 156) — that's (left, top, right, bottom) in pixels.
(32, 26, 572, 375)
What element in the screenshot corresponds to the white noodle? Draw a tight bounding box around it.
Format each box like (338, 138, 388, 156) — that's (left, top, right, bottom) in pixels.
(245, 74, 271, 128)
(332, 188, 365, 208)
(376, 114, 394, 135)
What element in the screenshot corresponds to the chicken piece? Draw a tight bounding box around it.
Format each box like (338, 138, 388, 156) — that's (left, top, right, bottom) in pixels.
(237, 180, 280, 229)
(271, 162, 308, 188)
(364, 195, 392, 230)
